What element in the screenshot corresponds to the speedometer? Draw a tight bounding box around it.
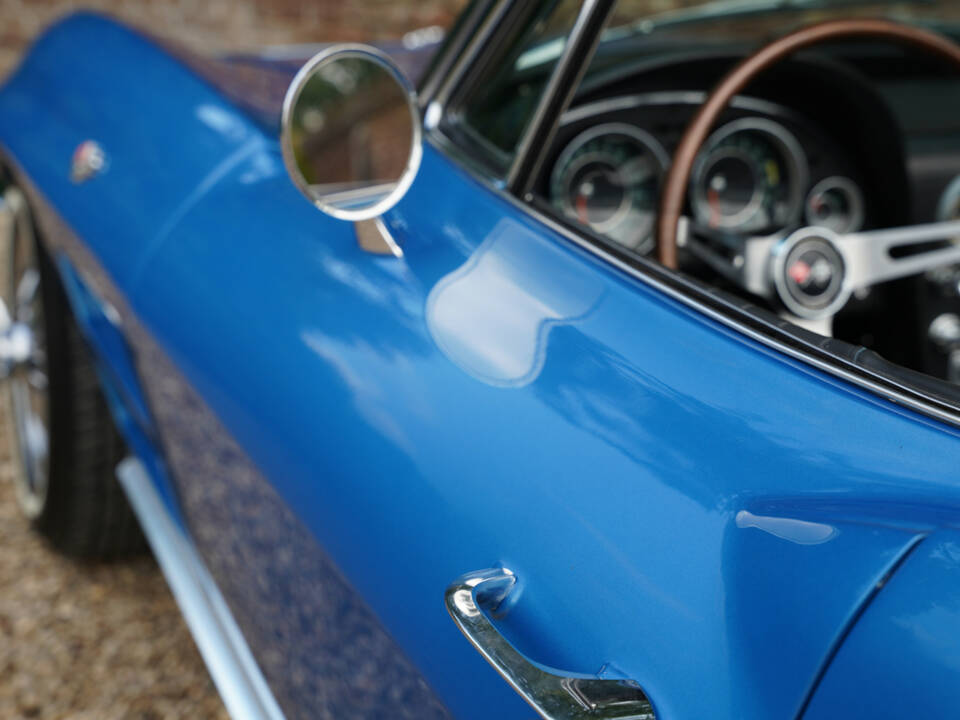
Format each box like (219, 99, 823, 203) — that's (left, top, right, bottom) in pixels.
(550, 124, 669, 255)
(691, 118, 807, 234)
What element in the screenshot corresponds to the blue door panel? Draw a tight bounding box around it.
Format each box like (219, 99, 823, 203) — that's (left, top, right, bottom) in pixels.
(128, 140, 959, 720)
(803, 530, 960, 720)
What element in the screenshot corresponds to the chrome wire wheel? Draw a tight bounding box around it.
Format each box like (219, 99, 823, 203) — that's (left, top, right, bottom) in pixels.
(0, 186, 142, 557)
(3, 188, 49, 519)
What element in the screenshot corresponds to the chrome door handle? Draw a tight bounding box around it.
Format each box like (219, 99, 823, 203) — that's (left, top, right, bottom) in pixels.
(444, 568, 655, 720)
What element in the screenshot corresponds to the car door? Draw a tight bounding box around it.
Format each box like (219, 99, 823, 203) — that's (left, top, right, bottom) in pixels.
(124, 105, 960, 720)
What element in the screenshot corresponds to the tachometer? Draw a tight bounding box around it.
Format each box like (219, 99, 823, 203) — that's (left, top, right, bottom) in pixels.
(550, 124, 669, 254)
(691, 118, 807, 234)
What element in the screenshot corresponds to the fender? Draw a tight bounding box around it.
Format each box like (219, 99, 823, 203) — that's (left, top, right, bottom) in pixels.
(0, 11, 324, 295)
(0, 11, 350, 514)
(0, 16, 455, 718)
(0, 11, 285, 516)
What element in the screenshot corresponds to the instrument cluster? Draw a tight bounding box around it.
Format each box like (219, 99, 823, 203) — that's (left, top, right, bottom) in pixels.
(549, 123, 668, 255)
(549, 108, 866, 255)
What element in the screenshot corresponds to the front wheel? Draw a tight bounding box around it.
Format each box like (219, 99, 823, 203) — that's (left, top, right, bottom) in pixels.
(3, 186, 145, 559)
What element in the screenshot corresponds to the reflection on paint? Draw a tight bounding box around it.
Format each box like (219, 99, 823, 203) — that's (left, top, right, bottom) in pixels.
(196, 103, 249, 142)
(736, 510, 838, 545)
(426, 220, 603, 387)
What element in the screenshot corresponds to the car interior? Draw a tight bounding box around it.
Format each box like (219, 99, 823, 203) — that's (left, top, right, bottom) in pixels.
(446, 1, 960, 395)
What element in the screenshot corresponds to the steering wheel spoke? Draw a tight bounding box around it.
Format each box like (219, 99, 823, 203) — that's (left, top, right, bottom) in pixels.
(686, 218, 960, 326)
(840, 220, 960, 290)
(681, 217, 779, 298)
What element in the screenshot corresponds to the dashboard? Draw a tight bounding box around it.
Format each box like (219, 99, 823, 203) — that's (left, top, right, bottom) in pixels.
(533, 50, 960, 384)
(542, 92, 870, 257)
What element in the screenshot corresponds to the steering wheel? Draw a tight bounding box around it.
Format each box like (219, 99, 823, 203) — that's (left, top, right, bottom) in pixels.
(656, 19, 960, 322)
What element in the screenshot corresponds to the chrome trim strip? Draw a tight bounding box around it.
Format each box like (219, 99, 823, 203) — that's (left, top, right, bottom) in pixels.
(116, 457, 287, 720)
(426, 131, 960, 428)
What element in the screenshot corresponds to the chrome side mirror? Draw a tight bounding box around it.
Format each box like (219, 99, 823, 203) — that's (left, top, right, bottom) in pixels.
(281, 45, 422, 226)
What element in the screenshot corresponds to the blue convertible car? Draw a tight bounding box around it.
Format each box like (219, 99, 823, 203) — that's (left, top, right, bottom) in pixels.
(1, 0, 959, 718)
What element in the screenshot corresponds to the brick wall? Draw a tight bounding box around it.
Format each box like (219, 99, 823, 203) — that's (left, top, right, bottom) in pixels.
(6, 1, 941, 83)
(0, 0, 468, 78)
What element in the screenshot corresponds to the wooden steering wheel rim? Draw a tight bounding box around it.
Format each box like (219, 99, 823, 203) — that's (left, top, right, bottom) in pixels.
(656, 18, 960, 269)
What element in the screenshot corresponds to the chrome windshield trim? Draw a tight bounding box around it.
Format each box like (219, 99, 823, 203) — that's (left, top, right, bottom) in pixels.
(426, 130, 960, 430)
(418, 0, 497, 107)
(425, 0, 515, 126)
(116, 458, 287, 720)
(507, 0, 617, 195)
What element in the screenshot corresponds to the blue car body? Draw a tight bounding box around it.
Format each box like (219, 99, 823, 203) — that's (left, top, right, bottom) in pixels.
(1, 10, 958, 720)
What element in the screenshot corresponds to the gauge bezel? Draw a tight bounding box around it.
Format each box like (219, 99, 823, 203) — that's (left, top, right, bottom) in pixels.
(804, 176, 865, 233)
(690, 117, 809, 233)
(936, 174, 960, 221)
(561, 152, 636, 235)
(550, 123, 670, 253)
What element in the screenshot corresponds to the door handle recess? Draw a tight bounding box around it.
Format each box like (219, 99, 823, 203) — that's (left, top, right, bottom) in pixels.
(444, 568, 655, 720)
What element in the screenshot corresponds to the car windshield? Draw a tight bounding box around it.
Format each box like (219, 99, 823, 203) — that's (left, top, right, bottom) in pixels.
(460, 0, 960, 156)
(537, 1, 960, 66)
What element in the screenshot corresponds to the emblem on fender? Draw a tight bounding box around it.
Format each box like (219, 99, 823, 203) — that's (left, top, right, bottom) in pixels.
(70, 140, 106, 183)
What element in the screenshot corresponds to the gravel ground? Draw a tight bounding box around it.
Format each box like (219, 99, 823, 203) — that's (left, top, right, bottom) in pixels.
(0, 405, 229, 719)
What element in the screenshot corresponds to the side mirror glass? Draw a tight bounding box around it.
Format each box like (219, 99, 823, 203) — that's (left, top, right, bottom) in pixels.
(281, 45, 422, 222)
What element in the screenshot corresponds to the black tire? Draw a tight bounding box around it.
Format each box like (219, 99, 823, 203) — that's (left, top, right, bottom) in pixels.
(10, 201, 145, 559)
